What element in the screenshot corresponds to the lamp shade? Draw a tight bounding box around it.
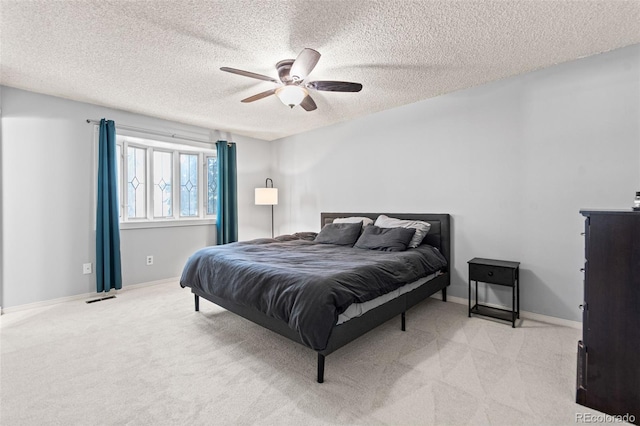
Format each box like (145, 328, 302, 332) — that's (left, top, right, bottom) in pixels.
(255, 188, 278, 205)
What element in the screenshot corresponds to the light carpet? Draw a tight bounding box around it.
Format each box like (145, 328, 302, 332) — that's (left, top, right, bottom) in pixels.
(1, 281, 604, 425)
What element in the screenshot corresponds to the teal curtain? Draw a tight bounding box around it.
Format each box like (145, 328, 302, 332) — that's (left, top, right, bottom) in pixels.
(96, 119, 122, 292)
(216, 141, 238, 244)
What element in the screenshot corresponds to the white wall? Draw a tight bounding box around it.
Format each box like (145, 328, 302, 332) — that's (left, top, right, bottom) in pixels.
(0, 87, 271, 308)
(271, 44, 640, 322)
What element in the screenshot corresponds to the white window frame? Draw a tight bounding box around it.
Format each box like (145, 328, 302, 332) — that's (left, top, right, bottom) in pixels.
(115, 134, 217, 230)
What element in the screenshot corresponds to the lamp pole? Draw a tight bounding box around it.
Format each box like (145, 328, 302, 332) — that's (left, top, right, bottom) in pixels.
(256, 178, 277, 238)
(266, 178, 275, 238)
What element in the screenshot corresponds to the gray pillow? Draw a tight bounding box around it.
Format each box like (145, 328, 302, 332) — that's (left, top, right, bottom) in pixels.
(314, 222, 363, 246)
(374, 215, 431, 248)
(354, 225, 416, 252)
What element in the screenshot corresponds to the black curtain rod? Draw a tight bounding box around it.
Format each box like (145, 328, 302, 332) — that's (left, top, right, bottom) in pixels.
(85, 119, 214, 145)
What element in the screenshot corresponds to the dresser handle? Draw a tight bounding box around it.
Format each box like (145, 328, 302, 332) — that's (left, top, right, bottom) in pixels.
(580, 268, 585, 272)
(487, 271, 494, 277)
(579, 304, 587, 311)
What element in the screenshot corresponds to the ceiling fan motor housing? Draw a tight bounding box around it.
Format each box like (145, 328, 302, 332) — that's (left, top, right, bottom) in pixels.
(276, 59, 295, 83)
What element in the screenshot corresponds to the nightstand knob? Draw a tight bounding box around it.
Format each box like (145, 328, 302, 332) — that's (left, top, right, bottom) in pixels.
(487, 271, 494, 277)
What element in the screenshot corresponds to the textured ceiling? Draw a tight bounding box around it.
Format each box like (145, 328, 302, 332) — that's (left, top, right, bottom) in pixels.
(1, 1, 639, 141)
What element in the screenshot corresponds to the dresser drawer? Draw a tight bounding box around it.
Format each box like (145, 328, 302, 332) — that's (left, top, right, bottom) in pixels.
(469, 263, 516, 286)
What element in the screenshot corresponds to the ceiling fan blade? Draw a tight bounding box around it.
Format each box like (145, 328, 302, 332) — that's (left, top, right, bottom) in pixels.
(307, 81, 363, 92)
(300, 95, 317, 112)
(220, 67, 278, 83)
(241, 89, 277, 103)
(290, 48, 321, 81)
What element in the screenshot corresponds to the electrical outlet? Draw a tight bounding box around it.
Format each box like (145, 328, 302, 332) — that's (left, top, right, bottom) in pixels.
(146, 255, 153, 266)
(83, 263, 92, 274)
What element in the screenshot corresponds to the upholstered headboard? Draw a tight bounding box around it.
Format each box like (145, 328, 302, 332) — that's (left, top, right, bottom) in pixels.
(320, 212, 451, 271)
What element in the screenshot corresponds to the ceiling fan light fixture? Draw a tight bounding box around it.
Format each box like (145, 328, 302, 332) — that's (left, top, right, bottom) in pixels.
(275, 85, 308, 108)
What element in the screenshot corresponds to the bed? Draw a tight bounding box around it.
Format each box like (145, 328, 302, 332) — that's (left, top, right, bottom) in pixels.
(180, 212, 451, 383)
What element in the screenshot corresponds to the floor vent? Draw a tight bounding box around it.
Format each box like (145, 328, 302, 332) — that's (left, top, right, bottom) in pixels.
(86, 295, 116, 304)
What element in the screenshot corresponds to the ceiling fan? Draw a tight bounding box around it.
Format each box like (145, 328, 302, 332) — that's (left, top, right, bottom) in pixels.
(220, 48, 363, 111)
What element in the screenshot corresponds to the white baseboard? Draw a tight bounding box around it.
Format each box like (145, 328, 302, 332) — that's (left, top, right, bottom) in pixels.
(0, 277, 179, 315)
(435, 294, 582, 329)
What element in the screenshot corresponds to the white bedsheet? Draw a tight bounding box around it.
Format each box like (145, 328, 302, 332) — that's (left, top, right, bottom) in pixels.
(336, 272, 440, 325)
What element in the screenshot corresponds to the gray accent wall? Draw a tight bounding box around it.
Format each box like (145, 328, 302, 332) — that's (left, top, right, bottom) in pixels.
(271, 44, 640, 322)
(0, 86, 4, 310)
(0, 87, 271, 308)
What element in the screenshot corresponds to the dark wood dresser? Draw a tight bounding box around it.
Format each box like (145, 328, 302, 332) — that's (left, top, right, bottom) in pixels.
(577, 210, 640, 424)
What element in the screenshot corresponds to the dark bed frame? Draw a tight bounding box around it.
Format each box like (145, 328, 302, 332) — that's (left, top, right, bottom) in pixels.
(189, 212, 451, 383)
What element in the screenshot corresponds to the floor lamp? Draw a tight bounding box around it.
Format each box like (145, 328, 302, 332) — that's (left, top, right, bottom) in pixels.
(255, 178, 278, 238)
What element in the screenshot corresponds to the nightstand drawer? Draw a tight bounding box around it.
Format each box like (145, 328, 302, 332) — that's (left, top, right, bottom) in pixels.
(469, 263, 515, 286)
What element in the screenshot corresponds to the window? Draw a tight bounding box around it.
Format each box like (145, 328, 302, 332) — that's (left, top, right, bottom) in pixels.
(206, 156, 218, 215)
(116, 144, 122, 218)
(115, 135, 217, 227)
(179, 154, 198, 217)
(153, 151, 172, 218)
(127, 146, 146, 218)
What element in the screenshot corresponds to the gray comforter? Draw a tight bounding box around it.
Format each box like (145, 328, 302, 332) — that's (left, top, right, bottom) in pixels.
(180, 236, 447, 351)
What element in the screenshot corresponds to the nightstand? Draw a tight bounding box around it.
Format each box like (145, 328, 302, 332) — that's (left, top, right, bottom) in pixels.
(468, 257, 520, 328)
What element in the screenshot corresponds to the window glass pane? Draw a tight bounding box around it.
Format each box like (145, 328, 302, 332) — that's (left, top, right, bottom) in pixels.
(153, 151, 172, 217)
(207, 157, 217, 216)
(180, 154, 198, 217)
(127, 146, 146, 218)
(116, 144, 122, 218)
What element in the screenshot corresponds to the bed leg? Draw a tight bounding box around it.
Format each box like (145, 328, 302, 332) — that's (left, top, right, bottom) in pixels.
(442, 287, 447, 302)
(401, 312, 406, 331)
(317, 353, 325, 383)
(194, 294, 200, 312)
